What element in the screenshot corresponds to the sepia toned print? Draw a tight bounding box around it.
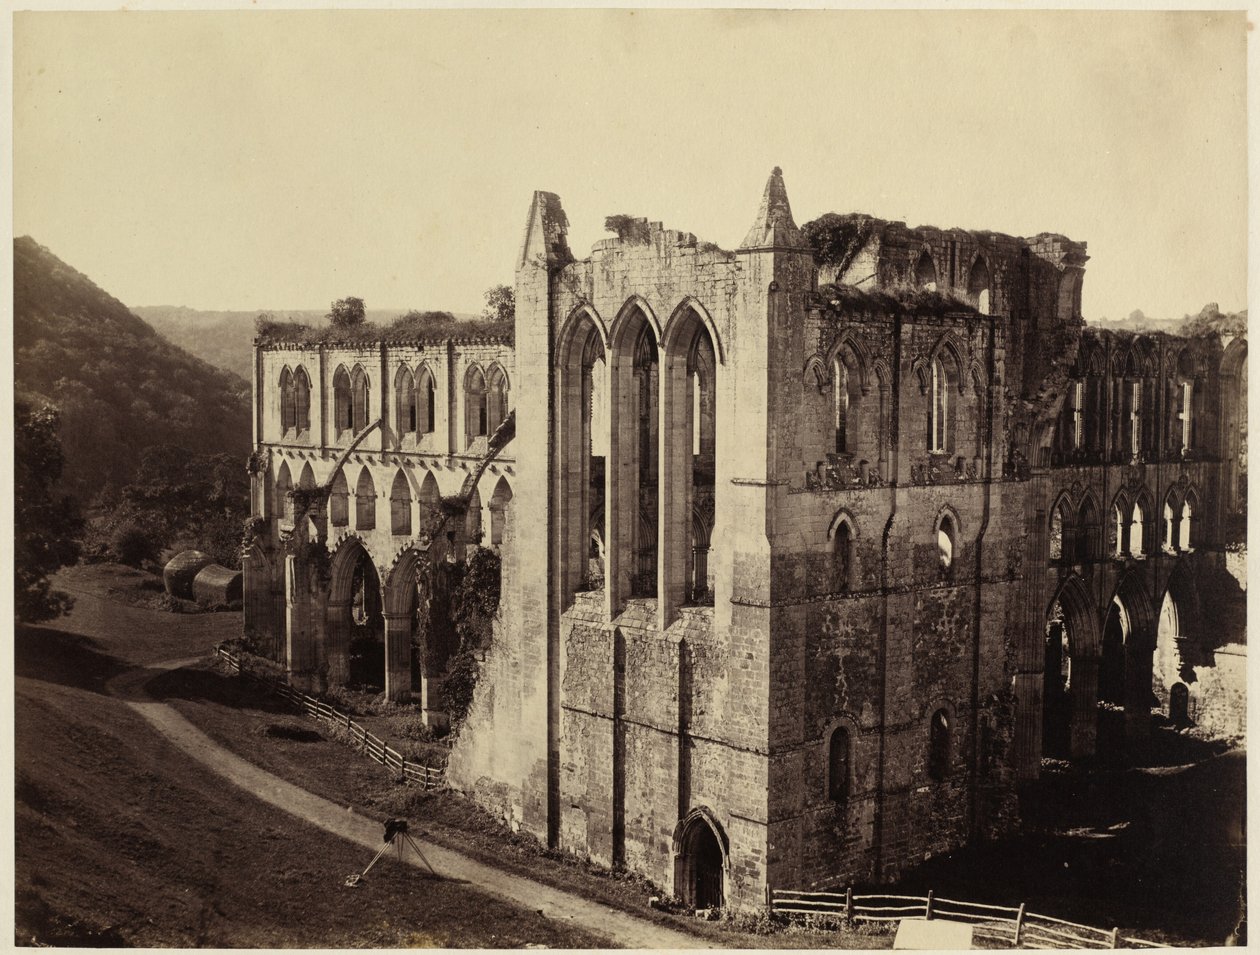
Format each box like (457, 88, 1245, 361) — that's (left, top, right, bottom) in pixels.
(12, 9, 1246, 948)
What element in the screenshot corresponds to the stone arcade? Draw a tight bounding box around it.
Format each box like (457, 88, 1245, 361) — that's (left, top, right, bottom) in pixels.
(243, 169, 1246, 911)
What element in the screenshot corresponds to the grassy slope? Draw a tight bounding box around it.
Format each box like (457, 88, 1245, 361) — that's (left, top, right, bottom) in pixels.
(14, 569, 608, 949)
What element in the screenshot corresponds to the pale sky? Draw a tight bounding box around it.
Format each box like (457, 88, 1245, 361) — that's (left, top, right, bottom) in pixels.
(12, 9, 1249, 320)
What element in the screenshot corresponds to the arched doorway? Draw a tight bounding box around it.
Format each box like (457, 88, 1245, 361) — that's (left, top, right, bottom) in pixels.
(1100, 574, 1156, 752)
(1043, 577, 1101, 760)
(328, 539, 384, 691)
(1154, 566, 1199, 723)
(673, 809, 728, 911)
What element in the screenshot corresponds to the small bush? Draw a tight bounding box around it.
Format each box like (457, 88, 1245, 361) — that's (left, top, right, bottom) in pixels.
(110, 522, 161, 567)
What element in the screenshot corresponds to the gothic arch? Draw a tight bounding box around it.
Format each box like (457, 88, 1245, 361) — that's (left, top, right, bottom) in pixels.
(665, 297, 725, 365)
(328, 534, 378, 606)
(828, 508, 859, 541)
(557, 302, 609, 363)
(610, 295, 662, 350)
(672, 807, 729, 910)
(914, 247, 938, 289)
(827, 331, 871, 396)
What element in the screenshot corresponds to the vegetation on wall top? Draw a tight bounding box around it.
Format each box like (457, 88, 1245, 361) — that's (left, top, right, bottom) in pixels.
(802, 213, 878, 273)
(817, 282, 978, 317)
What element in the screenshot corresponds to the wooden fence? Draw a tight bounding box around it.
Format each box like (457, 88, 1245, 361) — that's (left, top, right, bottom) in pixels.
(770, 889, 1166, 949)
(215, 646, 446, 791)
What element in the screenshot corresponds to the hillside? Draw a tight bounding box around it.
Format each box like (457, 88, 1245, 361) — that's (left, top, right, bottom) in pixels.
(14, 237, 252, 503)
(135, 306, 483, 380)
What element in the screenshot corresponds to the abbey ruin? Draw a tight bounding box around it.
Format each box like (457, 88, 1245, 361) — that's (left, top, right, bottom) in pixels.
(242, 169, 1246, 911)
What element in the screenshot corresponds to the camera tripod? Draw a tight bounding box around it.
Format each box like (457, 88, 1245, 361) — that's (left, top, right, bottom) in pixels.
(345, 819, 437, 886)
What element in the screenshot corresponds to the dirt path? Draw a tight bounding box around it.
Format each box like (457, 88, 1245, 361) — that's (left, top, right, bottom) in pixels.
(109, 659, 709, 950)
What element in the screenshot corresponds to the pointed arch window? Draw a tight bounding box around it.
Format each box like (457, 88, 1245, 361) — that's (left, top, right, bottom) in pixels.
(1163, 499, 1179, 553)
(351, 366, 370, 434)
(275, 462, 293, 521)
(1049, 501, 1066, 562)
(1179, 496, 1195, 551)
(355, 468, 376, 530)
(937, 512, 956, 575)
(1130, 500, 1146, 558)
(333, 366, 353, 434)
(1077, 497, 1098, 563)
(465, 366, 488, 446)
(915, 250, 937, 291)
(1071, 381, 1085, 450)
(967, 258, 991, 315)
(279, 369, 295, 432)
(834, 519, 854, 592)
(329, 470, 349, 526)
(930, 357, 950, 453)
(1181, 381, 1194, 451)
(928, 709, 951, 781)
(828, 727, 851, 803)
(293, 367, 311, 432)
(390, 471, 412, 536)
(396, 366, 418, 439)
(417, 366, 436, 434)
(487, 366, 509, 435)
(1113, 503, 1126, 556)
(834, 358, 850, 453)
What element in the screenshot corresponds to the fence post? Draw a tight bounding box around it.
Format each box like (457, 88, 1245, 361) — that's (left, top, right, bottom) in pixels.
(925, 890, 934, 920)
(1013, 902, 1025, 945)
(845, 887, 854, 923)
(1110, 928, 1120, 949)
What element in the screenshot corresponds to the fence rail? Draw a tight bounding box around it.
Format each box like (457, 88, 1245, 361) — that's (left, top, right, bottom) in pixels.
(769, 888, 1165, 949)
(214, 646, 446, 791)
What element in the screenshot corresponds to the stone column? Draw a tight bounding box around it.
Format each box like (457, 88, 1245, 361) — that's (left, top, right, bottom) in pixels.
(284, 553, 319, 692)
(383, 611, 412, 703)
(1068, 656, 1099, 759)
(325, 600, 351, 687)
(658, 347, 691, 630)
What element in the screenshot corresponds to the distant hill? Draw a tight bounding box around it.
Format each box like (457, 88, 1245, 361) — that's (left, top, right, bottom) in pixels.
(134, 305, 482, 380)
(14, 237, 252, 503)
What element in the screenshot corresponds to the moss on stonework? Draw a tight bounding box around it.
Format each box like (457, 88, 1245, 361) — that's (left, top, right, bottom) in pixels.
(255, 312, 513, 347)
(801, 213, 877, 272)
(817, 282, 979, 318)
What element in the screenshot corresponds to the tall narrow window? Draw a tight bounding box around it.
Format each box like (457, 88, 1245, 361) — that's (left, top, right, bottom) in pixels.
(1072, 381, 1085, 450)
(275, 462, 293, 521)
(395, 366, 417, 441)
(355, 468, 376, 530)
(930, 357, 949, 453)
(1077, 497, 1098, 562)
(1114, 503, 1126, 556)
(293, 367, 311, 432)
(329, 469, 349, 526)
(1129, 380, 1142, 459)
(487, 366, 509, 435)
(351, 366, 370, 433)
(835, 358, 850, 453)
(828, 727, 851, 803)
(279, 369, 295, 432)
(1181, 381, 1194, 451)
(1049, 503, 1064, 561)
(390, 470, 411, 536)
(928, 709, 951, 781)
(915, 250, 937, 291)
(1179, 498, 1194, 551)
(968, 258, 991, 315)
(834, 520, 853, 591)
(1164, 500, 1178, 552)
(465, 366, 488, 446)
(333, 367, 353, 433)
(937, 513, 955, 573)
(418, 366, 436, 434)
(1130, 501, 1145, 558)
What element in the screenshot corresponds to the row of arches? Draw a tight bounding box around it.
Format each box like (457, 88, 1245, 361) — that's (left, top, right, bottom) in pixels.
(1042, 567, 1199, 760)
(271, 460, 513, 545)
(803, 332, 988, 479)
(280, 360, 512, 449)
(909, 248, 992, 315)
(827, 506, 960, 593)
(1053, 336, 1223, 463)
(558, 298, 721, 622)
(1048, 483, 1198, 563)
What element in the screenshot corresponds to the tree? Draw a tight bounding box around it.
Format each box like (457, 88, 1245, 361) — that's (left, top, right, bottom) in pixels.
(15, 402, 83, 622)
(327, 297, 366, 328)
(481, 285, 514, 324)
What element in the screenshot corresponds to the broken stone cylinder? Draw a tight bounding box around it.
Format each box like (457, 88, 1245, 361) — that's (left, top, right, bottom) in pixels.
(163, 549, 214, 599)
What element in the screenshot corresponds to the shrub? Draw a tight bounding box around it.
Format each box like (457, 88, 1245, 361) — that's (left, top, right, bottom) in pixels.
(110, 521, 160, 567)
